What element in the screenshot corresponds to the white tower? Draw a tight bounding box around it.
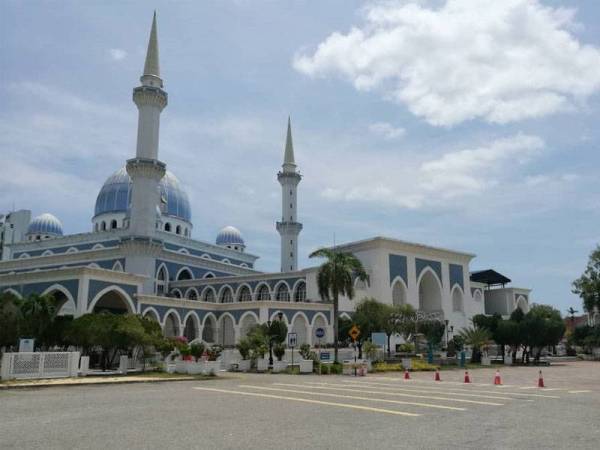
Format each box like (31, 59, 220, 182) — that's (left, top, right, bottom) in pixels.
(276, 118, 302, 272)
(126, 12, 168, 236)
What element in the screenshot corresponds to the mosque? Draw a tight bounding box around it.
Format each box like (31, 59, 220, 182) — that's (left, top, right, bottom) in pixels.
(0, 14, 531, 348)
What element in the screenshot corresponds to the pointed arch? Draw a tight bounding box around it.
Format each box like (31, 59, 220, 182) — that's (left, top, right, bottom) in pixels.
(236, 283, 253, 302)
(87, 263, 100, 269)
(163, 309, 181, 337)
(239, 311, 259, 339)
(201, 254, 212, 260)
(185, 288, 199, 300)
(2, 288, 22, 299)
(202, 286, 217, 303)
(171, 289, 183, 299)
(417, 267, 443, 312)
(274, 281, 291, 302)
(175, 267, 194, 281)
(451, 285, 464, 313)
(312, 313, 328, 341)
(177, 248, 190, 255)
(219, 285, 234, 303)
(473, 289, 483, 303)
(183, 311, 200, 342)
(292, 279, 307, 302)
(66, 247, 78, 254)
(112, 261, 124, 272)
(41, 250, 54, 257)
(19, 253, 30, 259)
(516, 295, 528, 313)
(41, 284, 75, 315)
(155, 263, 169, 296)
(92, 243, 105, 250)
(291, 312, 309, 346)
(203, 271, 215, 278)
(255, 282, 272, 301)
(89, 285, 135, 314)
(142, 307, 160, 322)
(202, 313, 217, 343)
(219, 313, 236, 347)
(391, 277, 408, 306)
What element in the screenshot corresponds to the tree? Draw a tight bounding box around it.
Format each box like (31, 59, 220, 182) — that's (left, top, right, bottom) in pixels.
(19, 293, 60, 349)
(522, 304, 565, 362)
(418, 320, 445, 350)
(309, 248, 368, 363)
(337, 316, 353, 345)
(572, 246, 600, 315)
(382, 304, 416, 357)
(458, 326, 491, 363)
(494, 319, 522, 361)
(0, 292, 22, 352)
(352, 298, 386, 358)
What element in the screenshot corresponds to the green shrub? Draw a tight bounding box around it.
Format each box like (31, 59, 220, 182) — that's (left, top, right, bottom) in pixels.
(206, 344, 223, 361)
(329, 362, 343, 375)
(236, 338, 251, 360)
(398, 343, 414, 353)
(189, 342, 205, 361)
(362, 341, 379, 361)
(274, 343, 286, 361)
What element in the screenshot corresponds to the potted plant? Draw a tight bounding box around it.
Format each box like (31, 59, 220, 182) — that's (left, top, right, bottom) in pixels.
(272, 343, 287, 372)
(236, 339, 252, 372)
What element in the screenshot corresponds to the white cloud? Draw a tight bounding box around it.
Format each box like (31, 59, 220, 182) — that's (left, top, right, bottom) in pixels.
(294, 0, 600, 126)
(368, 122, 406, 139)
(109, 48, 127, 61)
(316, 133, 546, 209)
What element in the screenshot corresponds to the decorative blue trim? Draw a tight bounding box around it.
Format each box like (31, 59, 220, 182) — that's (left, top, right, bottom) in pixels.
(449, 264, 464, 290)
(389, 254, 408, 286)
(415, 258, 442, 285)
(87, 280, 138, 307)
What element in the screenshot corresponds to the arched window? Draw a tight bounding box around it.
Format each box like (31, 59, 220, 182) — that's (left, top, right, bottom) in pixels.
(452, 288, 464, 313)
(392, 280, 406, 306)
(294, 282, 306, 302)
(204, 272, 214, 279)
(176, 225, 181, 235)
(220, 287, 233, 303)
(238, 286, 252, 302)
(110, 220, 117, 230)
(101, 221, 106, 231)
(204, 288, 215, 303)
(172, 289, 182, 299)
(276, 284, 290, 302)
(164, 223, 172, 232)
(156, 267, 168, 296)
(257, 284, 270, 301)
(186, 289, 198, 300)
(177, 268, 193, 281)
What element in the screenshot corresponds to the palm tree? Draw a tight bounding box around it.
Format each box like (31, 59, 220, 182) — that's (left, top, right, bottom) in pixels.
(309, 248, 368, 363)
(458, 326, 491, 363)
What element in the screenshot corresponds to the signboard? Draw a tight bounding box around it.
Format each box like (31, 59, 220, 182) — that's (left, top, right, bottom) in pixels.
(315, 327, 325, 339)
(320, 351, 331, 361)
(371, 332, 386, 347)
(287, 332, 298, 348)
(19, 338, 34, 353)
(349, 325, 360, 341)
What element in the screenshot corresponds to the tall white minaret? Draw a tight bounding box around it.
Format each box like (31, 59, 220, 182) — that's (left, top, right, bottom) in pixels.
(276, 118, 303, 272)
(126, 12, 168, 236)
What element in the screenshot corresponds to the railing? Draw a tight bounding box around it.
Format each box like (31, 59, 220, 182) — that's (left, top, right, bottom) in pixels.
(1, 352, 80, 381)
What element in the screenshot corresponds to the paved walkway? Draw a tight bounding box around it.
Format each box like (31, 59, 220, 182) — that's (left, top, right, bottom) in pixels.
(0, 374, 197, 389)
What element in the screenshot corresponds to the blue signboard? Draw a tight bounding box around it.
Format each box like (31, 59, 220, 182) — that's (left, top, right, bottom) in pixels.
(371, 332, 386, 347)
(315, 327, 325, 339)
(320, 352, 331, 361)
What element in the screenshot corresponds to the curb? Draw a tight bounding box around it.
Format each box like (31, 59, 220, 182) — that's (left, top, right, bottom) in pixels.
(0, 376, 203, 390)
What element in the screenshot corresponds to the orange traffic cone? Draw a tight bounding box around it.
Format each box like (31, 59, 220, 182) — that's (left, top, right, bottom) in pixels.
(464, 370, 471, 383)
(538, 370, 545, 388)
(404, 369, 410, 380)
(434, 369, 441, 381)
(494, 370, 502, 385)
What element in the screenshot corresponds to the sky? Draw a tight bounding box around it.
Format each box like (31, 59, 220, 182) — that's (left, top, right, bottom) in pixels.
(2, 0, 600, 315)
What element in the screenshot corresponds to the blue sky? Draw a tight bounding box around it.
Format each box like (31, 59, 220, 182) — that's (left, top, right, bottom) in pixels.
(2, 0, 600, 315)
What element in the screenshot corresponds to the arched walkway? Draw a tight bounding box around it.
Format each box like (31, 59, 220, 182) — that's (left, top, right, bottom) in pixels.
(516, 296, 528, 313)
(239, 313, 258, 339)
(202, 315, 216, 343)
(220, 286, 234, 303)
(392, 279, 407, 306)
(42, 285, 75, 316)
(90, 287, 134, 315)
(142, 308, 160, 322)
(256, 284, 271, 301)
(418, 270, 442, 312)
(292, 314, 309, 346)
(164, 312, 180, 338)
(275, 283, 290, 302)
(183, 313, 199, 342)
(219, 315, 235, 347)
(237, 285, 252, 302)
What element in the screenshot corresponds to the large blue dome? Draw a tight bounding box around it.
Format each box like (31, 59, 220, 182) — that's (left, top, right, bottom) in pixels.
(216, 226, 245, 246)
(94, 167, 191, 223)
(27, 213, 63, 236)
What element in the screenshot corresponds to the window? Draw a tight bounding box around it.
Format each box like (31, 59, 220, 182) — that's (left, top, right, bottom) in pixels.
(220, 288, 233, 303)
(239, 286, 252, 302)
(164, 223, 171, 232)
(290, 203, 293, 208)
(294, 282, 306, 302)
(257, 285, 270, 301)
(276, 284, 290, 302)
(101, 222, 106, 231)
(204, 289, 215, 303)
(111, 220, 117, 230)
(176, 225, 181, 235)
(156, 267, 168, 296)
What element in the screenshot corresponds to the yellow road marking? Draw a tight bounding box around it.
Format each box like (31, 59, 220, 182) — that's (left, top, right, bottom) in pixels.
(192, 386, 420, 416)
(239, 384, 466, 411)
(347, 379, 560, 399)
(336, 380, 520, 400)
(282, 382, 505, 406)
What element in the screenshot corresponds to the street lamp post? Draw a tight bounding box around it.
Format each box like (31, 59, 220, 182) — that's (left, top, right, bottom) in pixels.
(444, 319, 450, 349)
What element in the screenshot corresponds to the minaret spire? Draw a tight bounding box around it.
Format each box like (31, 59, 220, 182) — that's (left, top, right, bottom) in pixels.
(276, 117, 303, 272)
(141, 11, 162, 87)
(283, 116, 296, 171)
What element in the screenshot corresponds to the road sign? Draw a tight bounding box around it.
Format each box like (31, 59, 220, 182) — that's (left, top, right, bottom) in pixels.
(19, 338, 34, 353)
(315, 327, 325, 339)
(320, 351, 330, 361)
(287, 332, 298, 348)
(349, 325, 360, 341)
(371, 332, 386, 347)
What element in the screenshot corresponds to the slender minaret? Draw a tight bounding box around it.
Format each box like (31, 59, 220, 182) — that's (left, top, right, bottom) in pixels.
(276, 118, 303, 272)
(126, 12, 168, 236)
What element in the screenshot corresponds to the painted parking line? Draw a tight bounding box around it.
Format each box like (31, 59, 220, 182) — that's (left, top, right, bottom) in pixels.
(336, 380, 530, 401)
(192, 386, 421, 417)
(294, 382, 506, 406)
(568, 390, 591, 394)
(239, 384, 466, 411)
(348, 379, 560, 399)
(372, 376, 566, 391)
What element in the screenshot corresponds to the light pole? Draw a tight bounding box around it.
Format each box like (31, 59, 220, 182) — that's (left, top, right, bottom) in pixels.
(444, 319, 450, 349)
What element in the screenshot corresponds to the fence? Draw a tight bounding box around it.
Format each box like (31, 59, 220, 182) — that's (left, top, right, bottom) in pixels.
(1, 352, 80, 381)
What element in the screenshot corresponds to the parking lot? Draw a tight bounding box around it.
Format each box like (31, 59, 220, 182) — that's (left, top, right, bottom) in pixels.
(1, 361, 599, 449)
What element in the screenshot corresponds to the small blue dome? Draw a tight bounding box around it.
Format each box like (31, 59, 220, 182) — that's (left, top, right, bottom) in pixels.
(94, 167, 192, 223)
(216, 226, 245, 246)
(27, 213, 63, 236)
